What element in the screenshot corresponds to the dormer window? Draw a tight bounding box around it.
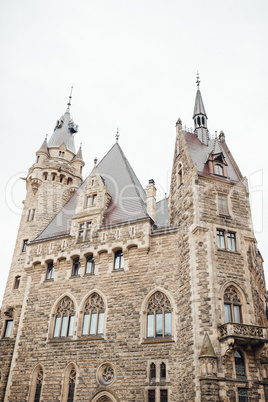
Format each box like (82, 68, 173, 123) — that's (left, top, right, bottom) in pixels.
(86, 194, 97, 207)
(215, 164, 223, 176)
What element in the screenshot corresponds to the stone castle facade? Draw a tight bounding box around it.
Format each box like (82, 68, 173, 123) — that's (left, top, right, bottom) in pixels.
(0, 83, 267, 401)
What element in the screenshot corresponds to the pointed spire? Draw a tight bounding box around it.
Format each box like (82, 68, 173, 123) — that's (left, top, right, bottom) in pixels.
(193, 72, 209, 145)
(66, 85, 73, 113)
(37, 136, 49, 155)
(47, 88, 78, 154)
(72, 143, 83, 161)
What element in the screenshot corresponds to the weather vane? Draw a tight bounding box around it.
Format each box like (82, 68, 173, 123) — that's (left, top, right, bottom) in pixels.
(67, 85, 73, 110)
(196, 71, 200, 88)
(116, 127, 120, 142)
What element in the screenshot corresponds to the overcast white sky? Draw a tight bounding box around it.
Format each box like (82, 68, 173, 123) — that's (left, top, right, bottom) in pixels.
(0, 0, 267, 305)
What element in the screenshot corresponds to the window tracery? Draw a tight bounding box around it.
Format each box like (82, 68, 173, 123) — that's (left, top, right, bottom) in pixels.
(33, 368, 43, 402)
(67, 368, 76, 402)
(146, 292, 172, 338)
(224, 286, 242, 323)
(53, 297, 75, 338)
(82, 293, 105, 336)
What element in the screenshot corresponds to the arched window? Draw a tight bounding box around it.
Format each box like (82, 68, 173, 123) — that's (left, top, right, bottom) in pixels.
(82, 293, 105, 336)
(114, 249, 124, 270)
(33, 368, 43, 402)
(197, 116, 201, 126)
(67, 368, 76, 402)
(149, 363, 156, 383)
(224, 286, 242, 323)
(235, 351, 246, 378)
(146, 291, 172, 338)
(85, 255, 94, 274)
(160, 362, 166, 381)
(53, 297, 75, 338)
(215, 164, 223, 176)
(67, 178, 73, 185)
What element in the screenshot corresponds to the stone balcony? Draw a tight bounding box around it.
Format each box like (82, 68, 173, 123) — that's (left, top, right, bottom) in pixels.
(218, 323, 268, 346)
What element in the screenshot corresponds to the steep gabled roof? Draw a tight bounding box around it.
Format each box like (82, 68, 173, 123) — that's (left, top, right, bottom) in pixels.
(183, 131, 243, 183)
(98, 142, 148, 225)
(33, 142, 149, 242)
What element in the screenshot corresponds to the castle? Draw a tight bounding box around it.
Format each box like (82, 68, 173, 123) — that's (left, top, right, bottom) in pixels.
(0, 79, 267, 401)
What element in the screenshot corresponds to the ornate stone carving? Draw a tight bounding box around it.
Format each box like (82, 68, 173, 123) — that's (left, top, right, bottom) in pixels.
(97, 363, 115, 386)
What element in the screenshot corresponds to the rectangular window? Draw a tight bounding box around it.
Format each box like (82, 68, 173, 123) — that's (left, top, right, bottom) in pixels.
(217, 230, 225, 249)
(31, 209, 35, 220)
(234, 305, 242, 323)
(92, 194, 97, 205)
(164, 312, 172, 336)
(22, 239, 28, 252)
(227, 232, 236, 251)
(60, 315, 68, 337)
(97, 312, 104, 334)
(224, 304, 232, 322)
(148, 390, 156, 402)
(53, 316, 61, 337)
(147, 314, 154, 337)
(238, 388, 249, 402)
(72, 258, 80, 276)
(82, 313, 90, 335)
(86, 256, 94, 274)
(3, 320, 13, 338)
(86, 196, 91, 206)
(14, 276, 21, 289)
(68, 316, 74, 337)
(156, 312, 163, 337)
(85, 222, 91, 240)
(114, 250, 124, 270)
(218, 194, 228, 215)
(46, 262, 54, 280)
(160, 390, 168, 402)
(89, 313, 97, 334)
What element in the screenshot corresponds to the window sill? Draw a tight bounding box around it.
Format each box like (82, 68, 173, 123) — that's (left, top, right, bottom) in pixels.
(0, 338, 15, 343)
(49, 336, 104, 343)
(84, 273, 95, 276)
(44, 279, 54, 282)
(70, 275, 81, 279)
(219, 214, 231, 219)
(142, 338, 174, 344)
(112, 268, 124, 272)
(217, 248, 240, 255)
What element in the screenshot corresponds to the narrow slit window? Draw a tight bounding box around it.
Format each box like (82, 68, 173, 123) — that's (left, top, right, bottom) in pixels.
(22, 239, 28, 252)
(46, 262, 54, 280)
(14, 275, 21, 289)
(3, 320, 13, 338)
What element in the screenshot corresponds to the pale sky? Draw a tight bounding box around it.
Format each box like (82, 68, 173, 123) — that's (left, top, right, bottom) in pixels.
(0, 0, 267, 305)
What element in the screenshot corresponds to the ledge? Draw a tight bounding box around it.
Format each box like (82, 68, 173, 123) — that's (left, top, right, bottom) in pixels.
(216, 248, 240, 255)
(142, 338, 174, 345)
(48, 336, 104, 344)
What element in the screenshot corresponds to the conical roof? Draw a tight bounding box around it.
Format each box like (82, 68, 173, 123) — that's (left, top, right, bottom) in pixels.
(193, 89, 207, 118)
(72, 145, 84, 162)
(37, 137, 49, 155)
(48, 109, 78, 154)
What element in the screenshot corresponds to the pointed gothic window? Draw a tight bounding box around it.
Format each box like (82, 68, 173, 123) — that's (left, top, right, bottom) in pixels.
(235, 351, 246, 378)
(149, 363, 156, 384)
(53, 297, 75, 338)
(67, 368, 76, 402)
(160, 362, 166, 381)
(114, 250, 124, 270)
(224, 286, 242, 323)
(146, 292, 172, 338)
(82, 293, 105, 336)
(33, 368, 43, 402)
(160, 390, 168, 402)
(148, 390, 156, 402)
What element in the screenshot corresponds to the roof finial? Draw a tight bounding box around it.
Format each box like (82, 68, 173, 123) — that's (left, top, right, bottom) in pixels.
(116, 127, 120, 142)
(196, 71, 200, 88)
(94, 157, 98, 166)
(67, 85, 73, 111)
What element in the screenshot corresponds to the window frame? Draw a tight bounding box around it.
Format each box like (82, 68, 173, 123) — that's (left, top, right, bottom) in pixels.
(13, 275, 21, 289)
(46, 261, 55, 280)
(218, 193, 229, 215)
(217, 229, 237, 252)
(72, 257, 81, 277)
(146, 291, 172, 340)
(224, 286, 243, 323)
(22, 239, 28, 253)
(3, 320, 13, 338)
(85, 254, 95, 275)
(114, 249, 124, 270)
(81, 293, 105, 337)
(215, 163, 224, 176)
(53, 297, 75, 339)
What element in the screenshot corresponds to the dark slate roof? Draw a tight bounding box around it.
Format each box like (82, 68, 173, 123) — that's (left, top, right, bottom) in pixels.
(98, 143, 148, 225)
(155, 198, 170, 228)
(37, 137, 49, 155)
(193, 88, 207, 118)
(33, 143, 150, 242)
(183, 131, 243, 183)
(48, 110, 76, 154)
(72, 145, 83, 162)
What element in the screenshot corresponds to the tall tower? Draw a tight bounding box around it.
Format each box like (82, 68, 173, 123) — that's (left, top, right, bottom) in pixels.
(0, 93, 84, 380)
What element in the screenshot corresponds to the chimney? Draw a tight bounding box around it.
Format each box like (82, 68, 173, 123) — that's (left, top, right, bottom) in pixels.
(146, 179, 156, 222)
